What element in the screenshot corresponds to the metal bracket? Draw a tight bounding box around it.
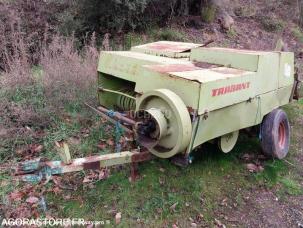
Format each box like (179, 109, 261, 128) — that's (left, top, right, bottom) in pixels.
(291, 67, 301, 101)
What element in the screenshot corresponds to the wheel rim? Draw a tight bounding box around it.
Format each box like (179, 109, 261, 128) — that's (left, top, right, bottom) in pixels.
(278, 122, 286, 148)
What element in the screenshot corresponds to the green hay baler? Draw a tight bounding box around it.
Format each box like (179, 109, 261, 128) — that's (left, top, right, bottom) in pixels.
(15, 41, 301, 182)
(97, 41, 300, 164)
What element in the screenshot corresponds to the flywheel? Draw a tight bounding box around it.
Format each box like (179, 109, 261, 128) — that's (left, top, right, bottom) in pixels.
(135, 89, 192, 158)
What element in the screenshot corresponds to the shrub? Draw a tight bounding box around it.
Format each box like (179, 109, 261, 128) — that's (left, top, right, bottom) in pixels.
(0, 0, 212, 48)
(258, 15, 284, 32)
(201, 4, 217, 23)
(41, 35, 99, 109)
(65, 0, 167, 34)
(0, 18, 33, 88)
(58, 0, 205, 37)
(292, 27, 303, 43)
(156, 28, 187, 41)
(0, 30, 99, 114)
(0, 0, 69, 70)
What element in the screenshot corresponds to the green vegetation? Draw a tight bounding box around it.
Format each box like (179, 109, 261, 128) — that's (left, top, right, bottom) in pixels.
(0, 84, 99, 161)
(226, 27, 238, 38)
(259, 15, 284, 32)
(292, 27, 303, 43)
(122, 28, 188, 50)
(234, 5, 256, 18)
(155, 28, 188, 41)
(0, 0, 303, 226)
(201, 4, 217, 23)
(1, 81, 301, 226)
(46, 145, 248, 226)
(41, 117, 302, 226)
(279, 177, 303, 196)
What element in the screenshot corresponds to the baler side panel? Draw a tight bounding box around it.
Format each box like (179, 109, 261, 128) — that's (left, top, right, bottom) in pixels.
(191, 87, 292, 149)
(278, 52, 295, 88)
(135, 67, 201, 111)
(198, 72, 256, 113)
(97, 51, 188, 82)
(275, 85, 294, 107)
(255, 53, 280, 94)
(190, 47, 260, 72)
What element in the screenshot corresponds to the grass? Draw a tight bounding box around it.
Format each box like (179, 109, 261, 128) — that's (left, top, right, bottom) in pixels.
(0, 83, 102, 161)
(279, 177, 303, 196)
(40, 99, 303, 226)
(0, 28, 303, 226)
(0, 81, 302, 226)
(46, 149, 249, 226)
(254, 160, 287, 186)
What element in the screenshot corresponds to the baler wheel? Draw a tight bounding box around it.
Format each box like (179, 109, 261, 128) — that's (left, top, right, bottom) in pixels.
(260, 109, 290, 159)
(218, 130, 239, 153)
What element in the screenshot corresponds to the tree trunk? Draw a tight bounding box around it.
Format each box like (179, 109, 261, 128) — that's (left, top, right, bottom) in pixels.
(179, 0, 189, 16)
(299, 0, 303, 27)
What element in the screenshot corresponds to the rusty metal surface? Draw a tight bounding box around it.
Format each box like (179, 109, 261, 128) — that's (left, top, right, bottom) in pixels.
(85, 103, 133, 134)
(83, 160, 101, 170)
(132, 41, 202, 53)
(210, 67, 246, 75)
(193, 61, 221, 69)
(144, 64, 252, 84)
(170, 67, 252, 83)
(130, 162, 139, 182)
(131, 151, 155, 162)
(97, 106, 136, 126)
(291, 69, 301, 101)
(14, 151, 154, 182)
(146, 64, 201, 73)
(131, 41, 203, 58)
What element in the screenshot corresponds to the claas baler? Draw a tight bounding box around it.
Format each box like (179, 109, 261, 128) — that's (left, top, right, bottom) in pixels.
(97, 41, 299, 165)
(14, 41, 301, 182)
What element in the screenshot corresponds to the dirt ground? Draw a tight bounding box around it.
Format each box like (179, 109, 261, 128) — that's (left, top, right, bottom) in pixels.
(221, 191, 303, 227)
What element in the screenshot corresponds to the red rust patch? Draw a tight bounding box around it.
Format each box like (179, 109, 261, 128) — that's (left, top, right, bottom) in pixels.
(131, 151, 154, 163)
(83, 161, 101, 170)
(193, 61, 221, 69)
(211, 67, 245, 75)
(146, 43, 192, 52)
(147, 64, 202, 73)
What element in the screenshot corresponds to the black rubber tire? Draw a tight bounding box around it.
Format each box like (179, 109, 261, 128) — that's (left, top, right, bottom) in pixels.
(260, 109, 290, 159)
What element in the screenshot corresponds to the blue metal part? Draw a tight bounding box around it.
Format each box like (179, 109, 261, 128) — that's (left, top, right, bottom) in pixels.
(21, 159, 41, 173)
